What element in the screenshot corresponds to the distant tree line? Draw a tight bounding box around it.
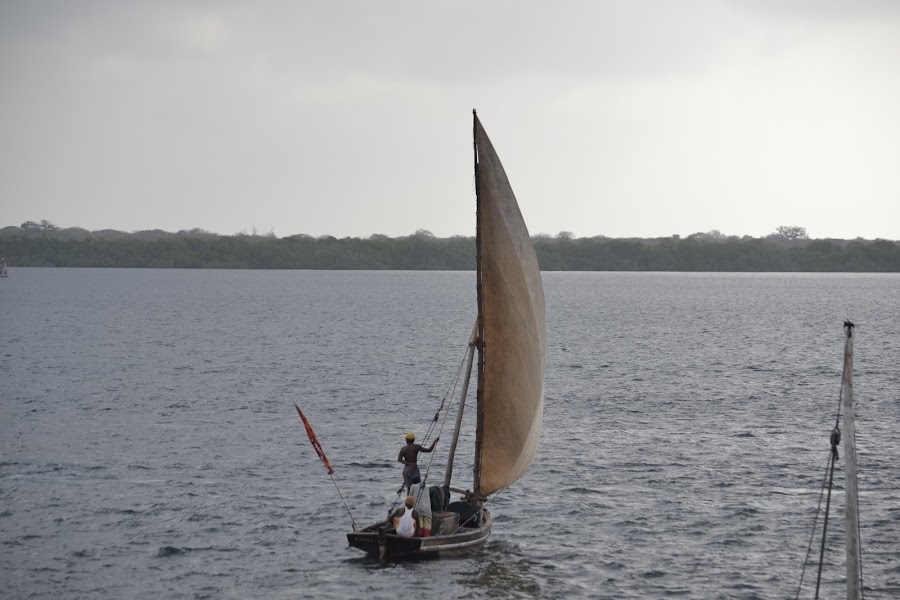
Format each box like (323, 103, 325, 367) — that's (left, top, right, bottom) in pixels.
(1, 222, 898, 271)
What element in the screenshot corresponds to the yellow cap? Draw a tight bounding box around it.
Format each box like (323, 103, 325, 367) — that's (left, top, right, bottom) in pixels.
(405, 432, 415, 441)
(405, 495, 415, 506)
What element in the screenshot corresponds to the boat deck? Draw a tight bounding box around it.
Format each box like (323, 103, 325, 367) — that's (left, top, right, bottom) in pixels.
(347, 508, 492, 559)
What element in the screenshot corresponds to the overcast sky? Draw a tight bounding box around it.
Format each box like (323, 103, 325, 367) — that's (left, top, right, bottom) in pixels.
(2, 1, 899, 239)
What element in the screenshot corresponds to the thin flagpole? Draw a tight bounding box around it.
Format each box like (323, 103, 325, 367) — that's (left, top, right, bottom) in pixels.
(294, 403, 358, 531)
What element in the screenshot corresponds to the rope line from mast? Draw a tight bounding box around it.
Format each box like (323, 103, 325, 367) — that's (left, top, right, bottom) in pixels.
(414, 341, 471, 499)
(388, 337, 475, 513)
(813, 429, 840, 600)
(794, 443, 839, 600)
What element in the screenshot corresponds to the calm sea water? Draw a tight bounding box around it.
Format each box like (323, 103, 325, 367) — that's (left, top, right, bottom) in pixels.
(1, 268, 898, 599)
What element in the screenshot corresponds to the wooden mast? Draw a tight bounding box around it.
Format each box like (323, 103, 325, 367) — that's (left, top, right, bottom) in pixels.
(842, 321, 861, 600)
(444, 332, 476, 488)
(473, 109, 485, 498)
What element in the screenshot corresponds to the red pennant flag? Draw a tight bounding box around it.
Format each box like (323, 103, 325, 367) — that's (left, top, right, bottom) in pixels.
(294, 404, 335, 475)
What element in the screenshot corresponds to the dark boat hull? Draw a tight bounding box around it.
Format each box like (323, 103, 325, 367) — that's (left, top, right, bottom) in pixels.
(347, 509, 492, 559)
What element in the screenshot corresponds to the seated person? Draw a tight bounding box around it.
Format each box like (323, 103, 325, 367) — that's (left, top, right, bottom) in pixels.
(389, 496, 419, 537)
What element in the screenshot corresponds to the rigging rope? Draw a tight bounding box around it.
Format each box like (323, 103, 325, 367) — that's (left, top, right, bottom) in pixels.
(794, 446, 839, 600)
(389, 338, 475, 514)
(813, 429, 840, 599)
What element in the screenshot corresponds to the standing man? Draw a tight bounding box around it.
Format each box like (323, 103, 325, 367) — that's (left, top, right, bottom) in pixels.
(398, 432, 438, 492)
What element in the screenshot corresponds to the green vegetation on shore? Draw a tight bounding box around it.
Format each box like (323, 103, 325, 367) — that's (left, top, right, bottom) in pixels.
(1, 222, 898, 271)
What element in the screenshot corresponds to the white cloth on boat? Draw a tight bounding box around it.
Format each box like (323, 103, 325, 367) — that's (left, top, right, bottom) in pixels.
(408, 483, 432, 518)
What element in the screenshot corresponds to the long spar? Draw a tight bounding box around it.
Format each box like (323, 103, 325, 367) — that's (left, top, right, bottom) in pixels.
(444, 326, 477, 488)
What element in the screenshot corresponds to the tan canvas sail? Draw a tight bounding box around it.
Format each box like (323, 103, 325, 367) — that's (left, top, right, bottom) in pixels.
(473, 115, 546, 496)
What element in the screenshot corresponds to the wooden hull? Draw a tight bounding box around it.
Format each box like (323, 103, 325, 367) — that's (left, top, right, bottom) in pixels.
(347, 509, 492, 559)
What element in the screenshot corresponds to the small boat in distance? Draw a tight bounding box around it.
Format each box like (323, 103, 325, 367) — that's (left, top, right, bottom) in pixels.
(347, 111, 547, 559)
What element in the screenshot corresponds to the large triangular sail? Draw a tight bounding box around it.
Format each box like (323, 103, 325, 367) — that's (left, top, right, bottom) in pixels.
(473, 113, 546, 496)
(346, 113, 544, 558)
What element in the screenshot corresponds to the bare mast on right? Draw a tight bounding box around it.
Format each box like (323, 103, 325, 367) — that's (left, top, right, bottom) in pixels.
(841, 321, 861, 600)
